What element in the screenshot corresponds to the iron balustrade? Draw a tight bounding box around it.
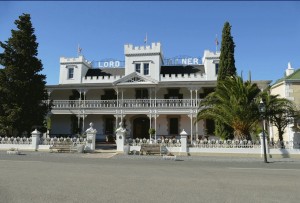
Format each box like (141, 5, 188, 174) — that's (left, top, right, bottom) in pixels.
(49, 99, 201, 109)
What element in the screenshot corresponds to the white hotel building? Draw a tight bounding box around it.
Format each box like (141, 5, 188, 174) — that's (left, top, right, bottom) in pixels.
(46, 42, 269, 141)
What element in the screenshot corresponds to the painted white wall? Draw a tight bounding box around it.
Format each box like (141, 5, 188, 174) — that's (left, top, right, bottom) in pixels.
(124, 42, 163, 81)
(59, 56, 92, 84)
(202, 50, 220, 81)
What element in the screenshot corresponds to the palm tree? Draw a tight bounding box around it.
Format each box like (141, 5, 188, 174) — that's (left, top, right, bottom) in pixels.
(260, 90, 298, 147)
(197, 76, 261, 140)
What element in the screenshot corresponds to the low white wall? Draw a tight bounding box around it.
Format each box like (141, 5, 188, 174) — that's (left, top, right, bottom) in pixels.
(269, 148, 300, 155)
(0, 144, 33, 150)
(189, 147, 261, 154)
(38, 145, 51, 150)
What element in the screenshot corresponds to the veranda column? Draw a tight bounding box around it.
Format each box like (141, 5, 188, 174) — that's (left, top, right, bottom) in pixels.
(154, 114, 159, 141)
(121, 89, 124, 107)
(114, 114, 119, 129)
(83, 89, 87, 108)
(147, 113, 152, 140)
(115, 88, 119, 108)
(195, 89, 199, 138)
(190, 89, 193, 107)
(189, 114, 193, 142)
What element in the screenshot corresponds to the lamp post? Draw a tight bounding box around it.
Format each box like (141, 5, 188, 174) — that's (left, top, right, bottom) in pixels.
(258, 100, 268, 163)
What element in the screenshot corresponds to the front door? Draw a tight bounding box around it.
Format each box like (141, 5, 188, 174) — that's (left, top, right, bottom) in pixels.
(133, 117, 150, 139)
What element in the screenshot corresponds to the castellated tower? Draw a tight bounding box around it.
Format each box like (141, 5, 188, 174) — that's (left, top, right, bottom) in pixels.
(202, 50, 220, 81)
(124, 42, 164, 81)
(59, 55, 92, 84)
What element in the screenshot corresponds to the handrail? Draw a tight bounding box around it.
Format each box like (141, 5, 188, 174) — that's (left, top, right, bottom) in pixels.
(49, 99, 201, 109)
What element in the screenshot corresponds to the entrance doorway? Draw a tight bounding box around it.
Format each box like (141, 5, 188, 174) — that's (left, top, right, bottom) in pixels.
(133, 117, 150, 139)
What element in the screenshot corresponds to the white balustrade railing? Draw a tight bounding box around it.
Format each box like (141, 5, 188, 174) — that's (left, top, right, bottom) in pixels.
(191, 139, 261, 148)
(50, 99, 200, 109)
(0, 136, 32, 145)
(125, 138, 181, 147)
(39, 137, 87, 145)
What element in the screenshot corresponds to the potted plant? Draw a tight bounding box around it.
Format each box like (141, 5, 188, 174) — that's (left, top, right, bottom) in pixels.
(148, 128, 156, 140)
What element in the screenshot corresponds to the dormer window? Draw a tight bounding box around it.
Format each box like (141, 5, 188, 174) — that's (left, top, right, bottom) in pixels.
(68, 67, 74, 79)
(135, 64, 141, 73)
(144, 63, 149, 75)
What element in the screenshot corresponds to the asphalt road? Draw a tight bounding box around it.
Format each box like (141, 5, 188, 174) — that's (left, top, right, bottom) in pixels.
(0, 152, 299, 203)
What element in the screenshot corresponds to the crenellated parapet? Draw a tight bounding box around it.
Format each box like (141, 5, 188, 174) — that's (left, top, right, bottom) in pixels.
(60, 56, 92, 68)
(83, 75, 123, 83)
(124, 42, 162, 56)
(160, 73, 210, 82)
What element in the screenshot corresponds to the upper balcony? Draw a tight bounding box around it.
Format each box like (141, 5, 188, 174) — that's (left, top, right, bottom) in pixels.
(49, 99, 201, 115)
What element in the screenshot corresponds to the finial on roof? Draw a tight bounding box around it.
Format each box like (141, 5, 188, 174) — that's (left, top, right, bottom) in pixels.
(288, 62, 292, 69)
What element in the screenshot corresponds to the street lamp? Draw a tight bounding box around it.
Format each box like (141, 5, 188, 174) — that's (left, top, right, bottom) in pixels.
(258, 100, 268, 163)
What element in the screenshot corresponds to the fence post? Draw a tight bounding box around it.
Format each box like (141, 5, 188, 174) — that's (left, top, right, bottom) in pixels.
(85, 122, 97, 152)
(31, 129, 41, 151)
(180, 129, 188, 155)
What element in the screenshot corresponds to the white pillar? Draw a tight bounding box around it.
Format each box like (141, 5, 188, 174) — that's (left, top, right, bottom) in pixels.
(122, 90, 124, 107)
(114, 115, 118, 129)
(189, 114, 193, 141)
(85, 122, 97, 152)
(116, 122, 126, 153)
(31, 129, 41, 151)
(154, 114, 157, 141)
(180, 129, 188, 155)
(195, 89, 198, 107)
(190, 89, 193, 107)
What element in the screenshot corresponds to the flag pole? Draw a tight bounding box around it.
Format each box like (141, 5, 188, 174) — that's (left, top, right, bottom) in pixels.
(215, 34, 219, 53)
(144, 33, 147, 47)
(77, 44, 80, 57)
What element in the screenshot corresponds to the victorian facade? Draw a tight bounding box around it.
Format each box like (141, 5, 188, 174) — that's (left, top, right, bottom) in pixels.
(46, 42, 268, 141)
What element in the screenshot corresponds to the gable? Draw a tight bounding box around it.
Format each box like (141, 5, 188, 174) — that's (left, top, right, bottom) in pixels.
(112, 72, 158, 86)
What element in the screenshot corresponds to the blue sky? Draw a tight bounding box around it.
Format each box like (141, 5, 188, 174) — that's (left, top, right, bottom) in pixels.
(1, 1, 300, 85)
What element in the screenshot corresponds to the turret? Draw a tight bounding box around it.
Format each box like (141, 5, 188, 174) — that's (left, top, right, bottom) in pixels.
(59, 55, 92, 84)
(124, 42, 163, 81)
(202, 50, 220, 80)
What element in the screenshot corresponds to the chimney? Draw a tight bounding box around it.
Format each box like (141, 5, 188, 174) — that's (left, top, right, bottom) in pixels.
(285, 62, 294, 76)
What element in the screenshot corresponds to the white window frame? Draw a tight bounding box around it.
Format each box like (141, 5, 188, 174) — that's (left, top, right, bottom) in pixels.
(135, 63, 141, 73)
(143, 63, 149, 75)
(68, 67, 74, 79)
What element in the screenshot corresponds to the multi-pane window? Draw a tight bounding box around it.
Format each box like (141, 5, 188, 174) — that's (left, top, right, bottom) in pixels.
(135, 63, 141, 73)
(215, 63, 219, 75)
(144, 63, 149, 75)
(68, 67, 74, 79)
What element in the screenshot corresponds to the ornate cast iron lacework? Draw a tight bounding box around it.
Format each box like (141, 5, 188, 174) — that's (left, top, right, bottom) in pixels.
(125, 76, 145, 83)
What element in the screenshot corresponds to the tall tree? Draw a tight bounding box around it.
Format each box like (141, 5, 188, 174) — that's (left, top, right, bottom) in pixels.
(0, 13, 48, 136)
(214, 21, 237, 138)
(197, 76, 261, 140)
(217, 21, 236, 82)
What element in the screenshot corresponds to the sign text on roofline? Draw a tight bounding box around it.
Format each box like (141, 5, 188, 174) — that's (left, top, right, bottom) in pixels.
(92, 57, 202, 68)
(93, 60, 125, 68)
(164, 57, 202, 66)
